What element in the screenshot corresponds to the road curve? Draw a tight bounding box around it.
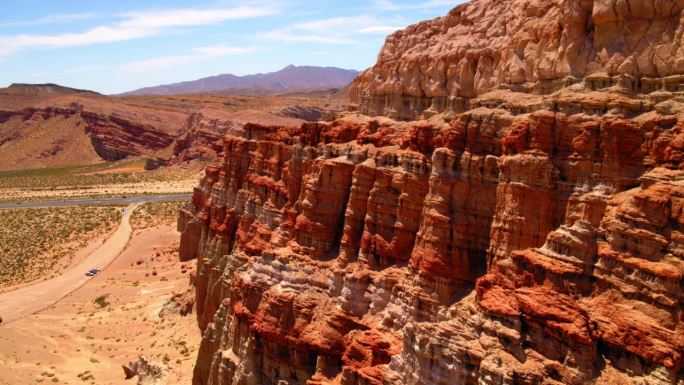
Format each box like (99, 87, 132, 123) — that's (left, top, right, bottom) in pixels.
(0, 193, 192, 210)
(0, 203, 140, 323)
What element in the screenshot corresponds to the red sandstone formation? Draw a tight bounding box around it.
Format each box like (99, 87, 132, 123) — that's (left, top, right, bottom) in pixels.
(351, 0, 684, 120)
(0, 105, 306, 168)
(0, 88, 314, 170)
(180, 1, 684, 384)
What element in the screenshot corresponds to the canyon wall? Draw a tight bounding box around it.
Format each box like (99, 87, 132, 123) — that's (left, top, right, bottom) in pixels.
(180, 0, 684, 384)
(0, 106, 286, 168)
(350, 0, 684, 120)
(180, 99, 683, 384)
(0, 106, 182, 166)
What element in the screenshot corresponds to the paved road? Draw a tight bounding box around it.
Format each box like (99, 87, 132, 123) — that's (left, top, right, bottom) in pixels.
(0, 194, 192, 324)
(0, 193, 192, 209)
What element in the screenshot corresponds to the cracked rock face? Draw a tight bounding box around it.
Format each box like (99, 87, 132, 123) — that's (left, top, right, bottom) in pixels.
(180, 1, 684, 384)
(180, 106, 683, 385)
(351, 0, 684, 120)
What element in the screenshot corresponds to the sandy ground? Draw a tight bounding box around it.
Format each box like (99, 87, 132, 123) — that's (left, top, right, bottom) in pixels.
(0, 232, 110, 295)
(0, 204, 136, 322)
(0, 224, 199, 385)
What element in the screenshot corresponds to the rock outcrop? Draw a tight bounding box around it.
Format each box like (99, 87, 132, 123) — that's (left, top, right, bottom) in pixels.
(0, 86, 332, 170)
(351, 0, 684, 120)
(0, 105, 184, 166)
(122, 356, 168, 385)
(180, 103, 683, 384)
(0, 105, 303, 168)
(180, 1, 684, 384)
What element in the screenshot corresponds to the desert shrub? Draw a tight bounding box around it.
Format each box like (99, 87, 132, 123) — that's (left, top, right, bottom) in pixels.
(0, 206, 122, 287)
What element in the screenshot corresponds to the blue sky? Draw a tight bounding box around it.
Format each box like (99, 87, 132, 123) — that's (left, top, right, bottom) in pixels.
(0, 0, 463, 94)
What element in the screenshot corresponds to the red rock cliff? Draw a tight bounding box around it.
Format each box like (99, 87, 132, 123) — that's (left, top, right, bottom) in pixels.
(180, 106, 683, 384)
(351, 0, 684, 120)
(180, 1, 684, 384)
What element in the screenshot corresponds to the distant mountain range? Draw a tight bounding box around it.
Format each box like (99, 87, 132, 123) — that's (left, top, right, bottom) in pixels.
(121, 65, 360, 96)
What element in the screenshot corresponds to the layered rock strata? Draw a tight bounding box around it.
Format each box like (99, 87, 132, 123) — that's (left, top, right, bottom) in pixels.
(351, 0, 684, 120)
(0, 105, 301, 166)
(0, 106, 177, 162)
(180, 90, 684, 384)
(180, 0, 684, 383)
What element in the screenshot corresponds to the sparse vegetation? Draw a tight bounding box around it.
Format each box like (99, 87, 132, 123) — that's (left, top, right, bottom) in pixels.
(93, 295, 110, 309)
(0, 158, 201, 202)
(131, 201, 185, 230)
(0, 206, 122, 288)
(77, 371, 94, 381)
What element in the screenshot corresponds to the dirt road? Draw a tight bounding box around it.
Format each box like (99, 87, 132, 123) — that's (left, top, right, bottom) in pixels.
(0, 203, 140, 323)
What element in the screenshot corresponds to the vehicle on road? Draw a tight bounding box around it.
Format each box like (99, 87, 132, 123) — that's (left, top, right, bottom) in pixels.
(85, 268, 101, 277)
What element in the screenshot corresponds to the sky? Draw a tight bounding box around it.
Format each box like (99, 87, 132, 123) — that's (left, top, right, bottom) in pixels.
(0, 0, 464, 94)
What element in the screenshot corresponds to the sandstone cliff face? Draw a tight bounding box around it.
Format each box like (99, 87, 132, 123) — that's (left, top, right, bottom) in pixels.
(351, 0, 684, 120)
(180, 99, 683, 384)
(180, 1, 684, 384)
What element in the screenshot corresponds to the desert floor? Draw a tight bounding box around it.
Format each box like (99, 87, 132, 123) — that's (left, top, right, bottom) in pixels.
(0, 224, 199, 385)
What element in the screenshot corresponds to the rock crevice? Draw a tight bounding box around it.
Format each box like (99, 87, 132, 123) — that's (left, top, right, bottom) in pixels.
(181, 107, 683, 384)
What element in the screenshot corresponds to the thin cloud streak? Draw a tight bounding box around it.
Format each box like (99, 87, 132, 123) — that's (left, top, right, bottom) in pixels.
(0, 6, 277, 58)
(262, 15, 401, 45)
(357, 25, 400, 34)
(0, 13, 95, 28)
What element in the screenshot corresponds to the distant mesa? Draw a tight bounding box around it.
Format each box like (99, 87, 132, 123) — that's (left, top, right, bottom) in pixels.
(6, 83, 99, 95)
(120, 65, 360, 96)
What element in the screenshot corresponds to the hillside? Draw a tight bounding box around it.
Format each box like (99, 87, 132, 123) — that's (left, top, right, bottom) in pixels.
(0, 84, 348, 171)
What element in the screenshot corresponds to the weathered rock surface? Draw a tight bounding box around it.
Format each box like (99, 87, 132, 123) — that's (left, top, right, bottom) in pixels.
(0, 87, 330, 170)
(180, 101, 683, 384)
(351, 0, 684, 120)
(122, 356, 168, 385)
(180, 1, 684, 384)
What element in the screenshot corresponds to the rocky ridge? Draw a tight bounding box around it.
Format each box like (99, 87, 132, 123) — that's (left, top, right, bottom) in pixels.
(0, 99, 309, 169)
(179, 1, 684, 384)
(351, 0, 684, 120)
(179, 100, 683, 384)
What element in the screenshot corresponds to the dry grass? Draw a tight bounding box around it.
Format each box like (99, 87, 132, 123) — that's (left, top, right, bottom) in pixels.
(0, 159, 202, 203)
(0, 159, 200, 190)
(0, 206, 122, 287)
(130, 201, 184, 230)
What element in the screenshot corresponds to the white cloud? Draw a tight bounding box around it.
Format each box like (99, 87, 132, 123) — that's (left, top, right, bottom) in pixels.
(261, 30, 357, 44)
(121, 44, 258, 72)
(0, 13, 95, 28)
(357, 25, 401, 34)
(262, 15, 401, 45)
(0, 6, 277, 58)
(118, 7, 275, 29)
(371, 0, 402, 11)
